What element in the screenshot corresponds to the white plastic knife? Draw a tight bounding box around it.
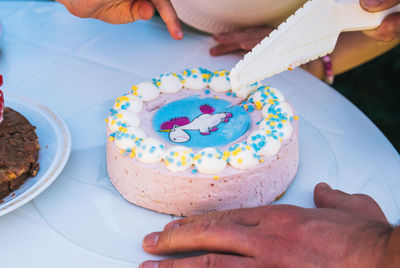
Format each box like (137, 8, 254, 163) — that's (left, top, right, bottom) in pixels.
(230, 0, 400, 90)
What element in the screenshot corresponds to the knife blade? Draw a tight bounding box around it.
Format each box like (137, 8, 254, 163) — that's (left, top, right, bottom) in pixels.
(230, 0, 400, 91)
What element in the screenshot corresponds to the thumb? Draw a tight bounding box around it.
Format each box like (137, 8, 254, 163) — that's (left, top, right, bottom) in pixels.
(360, 0, 400, 12)
(314, 182, 388, 223)
(314, 182, 349, 209)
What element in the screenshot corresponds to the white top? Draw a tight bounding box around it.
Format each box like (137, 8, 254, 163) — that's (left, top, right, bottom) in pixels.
(171, 0, 307, 33)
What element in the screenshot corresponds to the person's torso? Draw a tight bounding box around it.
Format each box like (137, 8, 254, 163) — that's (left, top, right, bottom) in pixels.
(171, 0, 308, 33)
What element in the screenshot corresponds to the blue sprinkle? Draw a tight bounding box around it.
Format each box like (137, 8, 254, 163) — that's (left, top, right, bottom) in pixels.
(205, 89, 210, 94)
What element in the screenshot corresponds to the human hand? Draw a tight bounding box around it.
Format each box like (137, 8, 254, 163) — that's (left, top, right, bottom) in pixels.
(360, 0, 400, 41)
(210, 26, 274, 56)
(140, 183, 394, 268)
(56, 0, 183, 39)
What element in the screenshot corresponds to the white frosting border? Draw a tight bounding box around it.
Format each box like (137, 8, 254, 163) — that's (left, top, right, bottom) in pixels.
(107, 68, 298, 175)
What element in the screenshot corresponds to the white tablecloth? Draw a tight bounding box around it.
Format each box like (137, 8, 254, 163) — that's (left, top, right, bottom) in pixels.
(0, 2, 399, 267)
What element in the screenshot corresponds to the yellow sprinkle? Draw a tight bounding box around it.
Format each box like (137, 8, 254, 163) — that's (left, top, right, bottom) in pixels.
(288, 66, 294, 71)
(243, 104, 248, 110)
(119, 127, 127, 132)
(108, 136, 115, 141)
(214, 96, 220, 99)
(182, 161, 187, 166)
(129, 150, 135, 158)
(111, 119, 116, 125)
(214, 176, 219, 180)
(117, 114, 123, 119)
(245, 145, 251, 150)
(132, 85, 138, 91)
(156, 81, 161, 87)
(174, 152, 179, 157)
(255, 101, 263, 110)
(105, 118, 109, 123)
(165, 160, 170, 165)
(237, 158, 243, 164)
(294, 116, 299, 120)
(222, 151, 230, 161)
(181, 79, 186, 84)
(183, 71, 188, 76)
(259, 158, 264, 162)
(194, 154, 202, 161)
(133, 92, 138, 96)
(119, 149, 125, 155)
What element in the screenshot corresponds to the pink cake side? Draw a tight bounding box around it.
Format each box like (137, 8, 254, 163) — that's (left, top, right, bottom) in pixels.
(106, 122, 298, 216)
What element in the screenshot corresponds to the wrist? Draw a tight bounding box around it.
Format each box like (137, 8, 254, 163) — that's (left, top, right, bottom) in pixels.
(383, 226, 400, 268)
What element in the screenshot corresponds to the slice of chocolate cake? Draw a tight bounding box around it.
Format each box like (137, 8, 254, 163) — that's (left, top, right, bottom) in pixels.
(0, 108, 40, 199)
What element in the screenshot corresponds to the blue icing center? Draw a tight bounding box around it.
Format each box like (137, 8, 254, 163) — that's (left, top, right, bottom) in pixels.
(153, 95, 251, 148)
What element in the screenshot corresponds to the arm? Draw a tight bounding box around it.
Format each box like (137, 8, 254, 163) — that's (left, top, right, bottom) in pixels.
(303, 30, 399, 79)
(211, 0, 400, 80)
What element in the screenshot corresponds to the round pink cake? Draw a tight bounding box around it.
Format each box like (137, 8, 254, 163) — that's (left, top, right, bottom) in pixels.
(106, 68, 299, 216)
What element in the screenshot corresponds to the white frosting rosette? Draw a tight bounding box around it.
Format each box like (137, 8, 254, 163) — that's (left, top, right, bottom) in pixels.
(181, 68, 211, 90)
(247, 130, 281, 157)
(228, 142, 259, 170)
(250, 86, 285, 109)
(154, 72, 183, 94)
(131, 82, 159, 101)
(108, 110, 140, 133)
(164, 146, 195, 172)
(233, 82, 260, 99)
(136, 138, 166, 164)
(259, 112, 294, 140)
(113, 94, 143, 113)
(194, 147, 227, 174)
(262, 101, 294, 118)
(114, 126, 147, 151)
(209, 70, 230, 92)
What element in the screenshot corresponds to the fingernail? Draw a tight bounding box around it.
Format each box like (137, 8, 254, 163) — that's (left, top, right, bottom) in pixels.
(143, 232, 159, 248)
(318, 182, 331, 190)
(362, 0, 382, 7)
(140, 261, 159, 268)
(176, 30, 184, 39)
(210, 47, 218, 56)
(164, 221, 179, 230)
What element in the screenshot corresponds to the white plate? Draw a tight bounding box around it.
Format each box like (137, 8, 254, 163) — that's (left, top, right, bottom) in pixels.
(0, 93, 71, 216)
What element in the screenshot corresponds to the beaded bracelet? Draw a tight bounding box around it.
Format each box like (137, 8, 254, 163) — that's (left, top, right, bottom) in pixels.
(322, 55, 334, 84)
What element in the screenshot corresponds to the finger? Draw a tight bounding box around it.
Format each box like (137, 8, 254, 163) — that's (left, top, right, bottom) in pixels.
(151, 0, 183, 39)
(363, 12, 400, 41)
(132, 0, 155, 21)
(164, 207, 264, 231)
(239, 40, 261, 50)
(140, 254, 254, 268)
(210, 44, 242, 56)
(143, 219, 254, 255)
(360, 0, 400, 12)
(314, 182, 388, 223)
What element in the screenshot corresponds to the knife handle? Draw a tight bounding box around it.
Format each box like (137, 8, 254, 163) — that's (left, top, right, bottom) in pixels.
(336, 0, 400, 32)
